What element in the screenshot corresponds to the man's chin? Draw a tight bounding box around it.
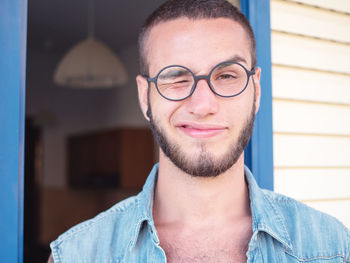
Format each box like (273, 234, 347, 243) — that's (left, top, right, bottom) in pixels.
(166, 150, 239, 178)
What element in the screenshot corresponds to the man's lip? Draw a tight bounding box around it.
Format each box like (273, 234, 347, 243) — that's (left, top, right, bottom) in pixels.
(176, 122, 227, 138)
(176, 123, 226, 130)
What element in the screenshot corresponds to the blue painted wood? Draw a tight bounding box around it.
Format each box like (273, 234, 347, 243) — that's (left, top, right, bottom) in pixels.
(241, 0, 274, 190)
(0, 0, 27, 261)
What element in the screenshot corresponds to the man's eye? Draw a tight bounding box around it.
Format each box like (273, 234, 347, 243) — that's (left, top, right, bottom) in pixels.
(165, 78, 191, 86)
(160, 79, 191, 89)
(169, 80, 191, 89)
(218, 74, 237, 80)
(174, 79, 190, 84)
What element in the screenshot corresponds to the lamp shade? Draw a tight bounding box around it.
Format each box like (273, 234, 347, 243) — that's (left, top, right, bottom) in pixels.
(53, 37, 128, 88)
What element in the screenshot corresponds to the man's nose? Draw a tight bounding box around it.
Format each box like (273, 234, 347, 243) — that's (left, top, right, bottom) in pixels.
(185, 78, 219, 117)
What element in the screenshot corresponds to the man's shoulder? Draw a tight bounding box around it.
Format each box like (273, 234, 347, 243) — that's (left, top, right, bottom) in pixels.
(50, 194, 140, 262)
(263, 189, 350, 255)
(263, 189, 347, 229)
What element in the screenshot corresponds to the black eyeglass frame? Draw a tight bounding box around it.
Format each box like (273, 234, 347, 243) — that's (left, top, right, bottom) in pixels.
(144, 60, 256, 101)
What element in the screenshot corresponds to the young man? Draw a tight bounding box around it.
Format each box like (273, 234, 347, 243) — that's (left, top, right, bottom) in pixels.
(49, 0, 350, 262)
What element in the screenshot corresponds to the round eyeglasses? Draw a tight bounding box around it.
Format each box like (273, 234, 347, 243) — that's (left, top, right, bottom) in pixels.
(145, 60, 255, 101)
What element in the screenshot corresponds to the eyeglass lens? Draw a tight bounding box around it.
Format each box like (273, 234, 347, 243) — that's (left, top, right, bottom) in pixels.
(156, 62, 248, 100)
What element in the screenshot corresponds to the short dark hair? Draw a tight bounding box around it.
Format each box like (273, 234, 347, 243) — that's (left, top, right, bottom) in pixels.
(138, 0, 256, 76)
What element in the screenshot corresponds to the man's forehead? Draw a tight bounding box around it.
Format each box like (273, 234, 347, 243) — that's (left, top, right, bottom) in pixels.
(144, 17, 252, 74)
(146, 17, 247, 44)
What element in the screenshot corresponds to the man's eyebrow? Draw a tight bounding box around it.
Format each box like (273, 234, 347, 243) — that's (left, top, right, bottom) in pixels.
(225, 55, 248, 65)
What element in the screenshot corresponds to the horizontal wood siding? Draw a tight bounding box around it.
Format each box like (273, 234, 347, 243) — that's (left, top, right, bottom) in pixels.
(273, 100, 350, 135)
(272, 32, 350, 74)
(271, 0, 350, 43)
(288, 0, 350, 14)
(272, 66, 350, 105)
(275, 168, 350, 200)
(274, 135, 350, 167)
(271, 0, 350, 228)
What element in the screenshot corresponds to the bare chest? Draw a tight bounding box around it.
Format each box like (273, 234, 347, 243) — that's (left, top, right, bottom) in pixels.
(160, 240, 248, 263)
(157, 227, 252, 263)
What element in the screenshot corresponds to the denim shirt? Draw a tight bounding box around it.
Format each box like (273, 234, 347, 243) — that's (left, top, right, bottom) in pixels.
(50, 164, 350, 262)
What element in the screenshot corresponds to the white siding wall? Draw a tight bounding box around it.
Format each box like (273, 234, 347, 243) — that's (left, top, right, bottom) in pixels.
(270, 0, 350, 228)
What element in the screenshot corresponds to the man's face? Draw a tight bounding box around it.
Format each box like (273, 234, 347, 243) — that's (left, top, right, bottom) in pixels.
(137, 17, 261, 177)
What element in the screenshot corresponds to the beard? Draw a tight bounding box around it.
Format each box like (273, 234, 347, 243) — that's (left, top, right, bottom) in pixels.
(147, 92, 256, 178)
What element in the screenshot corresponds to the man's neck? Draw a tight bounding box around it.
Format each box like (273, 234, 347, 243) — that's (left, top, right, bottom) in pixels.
(153, 151, 251, 228)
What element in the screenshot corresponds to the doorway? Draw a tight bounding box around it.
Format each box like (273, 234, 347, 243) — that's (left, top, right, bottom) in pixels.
(24, 0, 165, 261)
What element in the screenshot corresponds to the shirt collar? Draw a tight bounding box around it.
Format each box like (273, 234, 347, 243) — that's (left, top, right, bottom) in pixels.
(130, 164, 293, 251)
(245, 166, 293, 250)
(129, 164, 160, 250)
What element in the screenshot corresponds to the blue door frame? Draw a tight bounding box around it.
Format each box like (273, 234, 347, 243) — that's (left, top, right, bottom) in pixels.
(242, 0, 274, 190)
(0, 0, 27, 262)
(0, 0, 272, 260)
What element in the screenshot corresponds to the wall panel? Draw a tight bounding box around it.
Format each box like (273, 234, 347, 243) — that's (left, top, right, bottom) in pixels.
(288, 0, 350, 14)
(271, 0, 350, 43)
(272, 66, 350, 105)
(274, 168, 350, 200)
(272, 32, 350, 74)
(273, 100, 350, 135)
(271, 0, 350, 228)
(274, 134, 350, 167)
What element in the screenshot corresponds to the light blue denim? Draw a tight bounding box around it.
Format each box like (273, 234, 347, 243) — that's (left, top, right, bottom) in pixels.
(50, 164, 350, 262)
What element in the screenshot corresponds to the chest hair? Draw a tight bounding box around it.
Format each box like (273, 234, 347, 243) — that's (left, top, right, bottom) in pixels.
(158, 228, 251, 263)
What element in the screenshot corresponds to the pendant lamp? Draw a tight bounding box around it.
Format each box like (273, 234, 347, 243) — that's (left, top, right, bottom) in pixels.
(53, 0, 128, 88)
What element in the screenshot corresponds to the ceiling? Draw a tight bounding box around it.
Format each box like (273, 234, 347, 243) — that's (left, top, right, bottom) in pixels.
(27, 0, 166, 54)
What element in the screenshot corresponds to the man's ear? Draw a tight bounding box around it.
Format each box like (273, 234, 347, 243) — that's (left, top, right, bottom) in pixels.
(136, 75, 150, 121)
(253, 67, 261, 115)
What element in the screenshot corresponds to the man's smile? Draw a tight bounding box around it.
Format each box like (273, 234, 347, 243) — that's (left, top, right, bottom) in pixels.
(176, 122, 227, 138)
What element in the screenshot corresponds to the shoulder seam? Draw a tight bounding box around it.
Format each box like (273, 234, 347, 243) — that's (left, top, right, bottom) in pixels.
(262, 189, 295, 203)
